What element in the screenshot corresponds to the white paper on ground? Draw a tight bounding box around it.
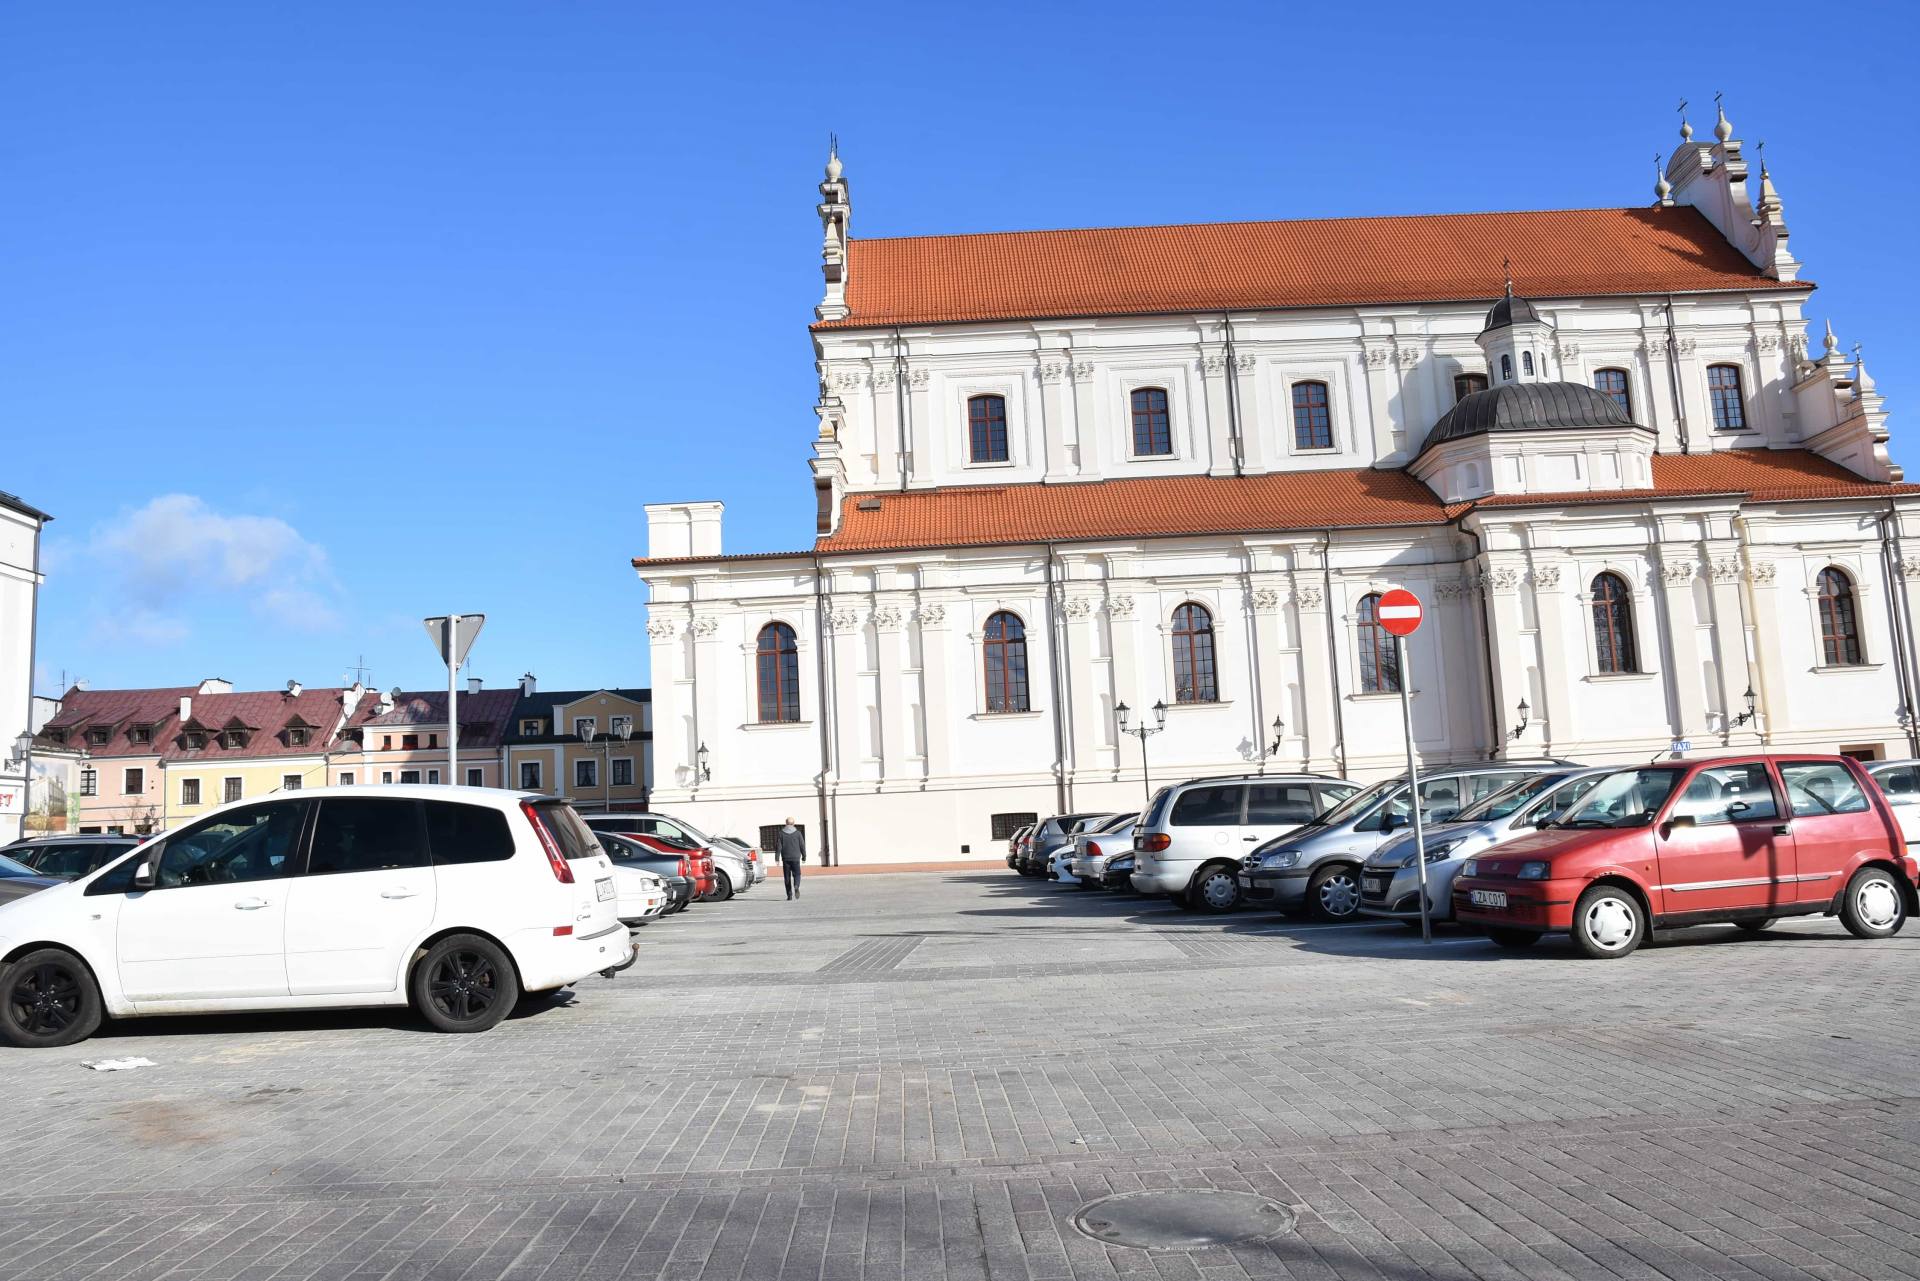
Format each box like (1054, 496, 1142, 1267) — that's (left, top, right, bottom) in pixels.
(81, 1057, 157, 1071)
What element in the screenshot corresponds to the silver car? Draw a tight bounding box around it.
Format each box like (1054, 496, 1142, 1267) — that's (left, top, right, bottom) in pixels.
(1065, 813, 1137, 886)
(1050, 813, 1123, 883)
(1867, 760, 1920, 852)
(1357, 768, 1608, 924)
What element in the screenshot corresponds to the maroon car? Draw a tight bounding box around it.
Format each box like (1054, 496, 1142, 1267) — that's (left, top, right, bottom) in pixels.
(1454, 754, 1918, 959)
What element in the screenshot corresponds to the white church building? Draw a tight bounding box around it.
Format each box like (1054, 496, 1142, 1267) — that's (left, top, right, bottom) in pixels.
(636, 103, 1920, 864)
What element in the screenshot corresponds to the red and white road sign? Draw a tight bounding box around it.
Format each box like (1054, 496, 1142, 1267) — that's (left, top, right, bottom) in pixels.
(1377, 588, 1423, 636)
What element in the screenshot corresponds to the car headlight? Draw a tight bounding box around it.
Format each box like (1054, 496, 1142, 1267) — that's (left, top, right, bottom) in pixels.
(1459, 859, 1478, 876)
(1259, 849, 1303, 870)
(1516, 861, 1551, 880)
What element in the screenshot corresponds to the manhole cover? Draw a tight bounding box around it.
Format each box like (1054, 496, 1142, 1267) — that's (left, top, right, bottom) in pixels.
(1070, 1189, 1296, 1251)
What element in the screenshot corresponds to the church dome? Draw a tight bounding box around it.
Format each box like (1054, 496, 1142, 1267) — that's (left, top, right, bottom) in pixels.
(1423, 381, 1639, 452)
(1479, 293, 1541, 334)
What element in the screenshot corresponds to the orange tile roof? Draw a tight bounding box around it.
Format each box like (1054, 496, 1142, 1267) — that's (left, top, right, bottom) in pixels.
(816, 206, 1807, 330)
(795, 450, 1911, 558)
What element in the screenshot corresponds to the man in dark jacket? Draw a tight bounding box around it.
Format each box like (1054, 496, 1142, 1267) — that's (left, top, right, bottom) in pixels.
(777, 818, 806, 899)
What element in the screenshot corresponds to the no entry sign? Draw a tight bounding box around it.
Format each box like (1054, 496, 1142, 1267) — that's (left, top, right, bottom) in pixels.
(1377, 588, 1423, 636)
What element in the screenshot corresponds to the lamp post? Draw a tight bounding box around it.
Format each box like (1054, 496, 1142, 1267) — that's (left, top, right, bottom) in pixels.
(696, 742, 712, 786)
(1260, 714, 1285, 768)
(1727, 685, 1758, 730)
(605, 716, 634, 808)
(1115, 700, 1166, 805)
(1507, 698, 1531, 741)
(7, 732, 31, 841)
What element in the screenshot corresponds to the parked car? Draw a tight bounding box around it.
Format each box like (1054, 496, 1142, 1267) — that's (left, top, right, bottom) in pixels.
(1019, 813, 1103, 877)
(1066, 814, 1137, 887)
(0, 852, 64, 907)
(594, 832, 698, 911)
(1101, 850, 1139, 891)
(714, 835, 768, 885)
(0, 786, 635, 1049)
(1006, 824, 1033, 869)
(1049, 813, 1121, 883)
(1238, 761, 1566, 921)
(605, 858, 672, 925)
(1866, 759, 1920, 851)
(1132, 774, 1358, 912)
(581, 813, 729, 898)
(1358, 768, 1608, 925)
(1454, 755, 1918, 959)
(0, 835, 141, 881)
(580, 815, 718, 899)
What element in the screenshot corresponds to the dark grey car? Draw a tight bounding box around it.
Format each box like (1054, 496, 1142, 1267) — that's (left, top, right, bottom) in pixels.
(1, 835, 141, 881)
(0, 852, 63, 906)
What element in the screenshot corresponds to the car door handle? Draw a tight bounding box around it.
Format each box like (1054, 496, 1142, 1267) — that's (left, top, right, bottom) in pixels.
(1771, 824, 1792, 835)
(234, 897, 270, 910)
(1243, 835, 1260, 841)
(380, 888, 420, 899)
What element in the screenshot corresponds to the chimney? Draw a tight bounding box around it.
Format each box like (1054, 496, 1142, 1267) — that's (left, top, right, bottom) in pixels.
(287, 679, 303, 697)
(519, 672, 537, 696)
(468, 676, 482, 695)
(179, 696, 191, 723)
(342, 683, 364, 715)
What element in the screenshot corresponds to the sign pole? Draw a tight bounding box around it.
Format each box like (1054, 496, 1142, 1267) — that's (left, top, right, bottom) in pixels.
(447, 613, 459, 786)
(1397, 634, 1431, 944)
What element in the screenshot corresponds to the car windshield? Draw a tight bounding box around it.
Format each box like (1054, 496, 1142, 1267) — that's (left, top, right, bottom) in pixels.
(1553, 768, 1685, 828)
(1309, 778, 1402, 827)
(1096, 812, 1136, 833)
(0, 852, 40, 879)
(1456, 773, 1565, 823)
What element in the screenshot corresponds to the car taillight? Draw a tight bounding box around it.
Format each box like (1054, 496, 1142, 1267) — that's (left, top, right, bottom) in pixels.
(1141, 833, 1172, 852)
(1088, 842, 1103, 857)
(520, 801, 576, 884)
(678, 856, 691, 878)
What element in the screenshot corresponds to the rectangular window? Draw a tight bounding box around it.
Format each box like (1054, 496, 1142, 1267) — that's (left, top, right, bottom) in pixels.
(1291, 381, 1332, 450)
(399, 770, 421, 784)
(610, 715, 633, 739)
(465, 767, 484, 787)
(338, 772, 355, 786)
(79, 767, 97, 797)
(1708, 364, 1747, 431)
(88, 727, 110, 746)
(520, 719, 542, 735)
(424, 800, 515, 865)
(180, 778, 201, 806)
(1453, 373, 1488, 403)
(223, 777, 242, 803)
(611, 758, 634, 787)
(1673, 763, 1779, 825)
(1170, 785, 1244, 826)
(1130, 387, 1172, 456)
(576, 758, 598, 788)
(128, 725, 151, 745)
(381, 771, 393, 784)
(288, 727, 309, 747)
(381, 735, 392, 750)
(427, 734, 438, 749)
(1593, 368, 1631, 417)
(123, 768, 144, 795)
(401, 734, 419, 750)
(282, 775, 302, 792)
(1780, 761, 1870, 816)
(574, 717, 596, 741)
(426, 769, 440, 785)
(991, 812, 1038, 841)
(519, 761, 542, 789)
(759, 822, 805, 852)
(308, 797, 430, 875)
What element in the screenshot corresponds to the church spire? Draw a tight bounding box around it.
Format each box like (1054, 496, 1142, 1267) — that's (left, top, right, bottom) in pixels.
(815, 136, 851, 323)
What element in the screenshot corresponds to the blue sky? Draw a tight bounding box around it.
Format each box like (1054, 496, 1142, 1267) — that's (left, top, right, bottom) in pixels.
(5, 1, 1914, 699)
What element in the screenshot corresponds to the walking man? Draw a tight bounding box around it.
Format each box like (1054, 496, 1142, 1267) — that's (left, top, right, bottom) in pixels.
(778, 817, 806, 899)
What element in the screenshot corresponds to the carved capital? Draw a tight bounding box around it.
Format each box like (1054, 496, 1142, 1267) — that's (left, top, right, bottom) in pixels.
(1756, 333, 1782, 354)
(1107, 594, 1136, 618)
(1747, 559, 1778, 586)
(1485, 566, 1522, 594)
(1069, 360, 1096, 384)
(1294, 584, 1325, 611)
(1249, 586, 1286, 613)
(1896, 559, 1920, 581)
(1062, 595, 1096, 620)
(907, 367, 929, 387)
(1555, 342, 1581, 360)
(1199, 350, 1227, 375)
(870, 364, 895, 390)
(1233, 352, 1256, 372)
(1363, 346, 1393, 370)
(870, 605, 903, 632)
(1037, 362, 1065, 384)
(689, 615, 720, 639)
(916, 604, 946, 627)
(645, 617, 678, 640)
(1395, 346, 1422, 368)
(828, 608, 863, 634)
(1710, 556, 1743, 585)
(1531, 565, 1562, 592)
(1660, 559, 1697, 587)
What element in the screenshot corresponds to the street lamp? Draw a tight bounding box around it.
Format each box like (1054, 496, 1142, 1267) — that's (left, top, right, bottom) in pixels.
(696, 741, 712, 784)
(1507, 698, 1530, 741)
(6, 733, 30, 841)
(1728, 685, 1758, 730)
(1261, 715, 1285, 765)
(1115, 699, 1166, 805)
(605, 716, 634, 807)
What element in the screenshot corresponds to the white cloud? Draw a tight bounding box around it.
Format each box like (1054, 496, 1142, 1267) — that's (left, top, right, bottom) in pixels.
(76, 494, 343, 645)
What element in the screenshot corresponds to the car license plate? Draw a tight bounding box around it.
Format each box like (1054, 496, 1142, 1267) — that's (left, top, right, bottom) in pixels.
(1469, 889, 1507, 908)
(1364, 876, 1387, 894)
(596, 878, 615, 902)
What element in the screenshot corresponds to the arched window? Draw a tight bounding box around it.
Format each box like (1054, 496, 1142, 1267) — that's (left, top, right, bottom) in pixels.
(1594, 368, 1631, 417)
(1453, 373, 1488, 403)
(1291, 381, 1332, 450)
(1500, 354, 1513, 382)
(755, 623, 801, 723)
(1708, 364, 1746, 431)
(983, 612, 1030, 712)
(1817, 568, 1863, 666)
(967, 394, 1009, 463)
(1170, 603, 1217, 703)
(1590, 572, 1638, 674)
(1130, 387, 1171, 456)
(1522, 350, 1535, 376)
(1355, 593, 1401, 694)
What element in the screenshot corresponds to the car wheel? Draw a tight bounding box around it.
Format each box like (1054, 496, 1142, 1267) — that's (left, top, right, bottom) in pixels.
(0, 948, 103, 1049)
(1734, 918, 1774, 933)
(1307, 864, 1362, 921)
(1569, 885, 1645, 959)
(710, 876, 734, 902)
(1485, 927, 1539, 949)
(412, 934, 519, 1033)
(1838, 867, 1906, 939)
(1192, 863, 1242, 914)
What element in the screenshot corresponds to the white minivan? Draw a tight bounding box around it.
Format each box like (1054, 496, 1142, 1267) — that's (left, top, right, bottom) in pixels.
(0, 786, 634, 1048)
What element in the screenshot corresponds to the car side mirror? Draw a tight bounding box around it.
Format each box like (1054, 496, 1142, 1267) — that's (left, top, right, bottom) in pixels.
(1662, 813, 1696, 835)
(1379, 812, 1400, 833)
(131, 860, 156, 890)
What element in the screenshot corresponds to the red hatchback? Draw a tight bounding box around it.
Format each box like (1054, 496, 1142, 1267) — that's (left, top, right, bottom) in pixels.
(1454, 754, 1919, 959)
(603, 829, 716, 899)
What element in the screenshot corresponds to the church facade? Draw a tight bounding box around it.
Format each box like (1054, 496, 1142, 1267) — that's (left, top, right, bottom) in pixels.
(635, 103, 1920, 864)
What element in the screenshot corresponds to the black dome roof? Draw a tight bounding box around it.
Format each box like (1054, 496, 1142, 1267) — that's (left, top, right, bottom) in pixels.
(1479, 293, 1541, 333)
(1423, 381, 1644, 453)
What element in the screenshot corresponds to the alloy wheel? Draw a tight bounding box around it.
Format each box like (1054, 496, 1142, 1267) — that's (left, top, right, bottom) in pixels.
(428, 950, 500, 1024)
(9, 963, 82, 1038)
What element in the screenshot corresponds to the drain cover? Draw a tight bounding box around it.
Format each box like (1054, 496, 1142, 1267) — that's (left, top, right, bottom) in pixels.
(1070, 1189, 1296, 1251)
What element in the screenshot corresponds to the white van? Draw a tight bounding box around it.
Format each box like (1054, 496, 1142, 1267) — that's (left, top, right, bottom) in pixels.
(0, 786, 633, 1048)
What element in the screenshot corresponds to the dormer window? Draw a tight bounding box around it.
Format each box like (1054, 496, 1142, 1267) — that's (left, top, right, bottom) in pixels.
(128, 725, 151, 745)
(1453, 373, 1488, 403)
(184, 731, 206, 750)
(221, 730, 247, 749)
(45, 728, 65, 745)
(86, 727, 110, 746)
(288, 727, 310, 747)
(520, 718, 543, 735)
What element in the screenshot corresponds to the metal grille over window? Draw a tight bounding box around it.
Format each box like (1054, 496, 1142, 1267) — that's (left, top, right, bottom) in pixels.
(990, 812, 1037, 841)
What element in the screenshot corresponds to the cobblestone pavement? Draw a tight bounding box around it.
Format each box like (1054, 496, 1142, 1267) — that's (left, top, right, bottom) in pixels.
(4, 871, 1919, 1280)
